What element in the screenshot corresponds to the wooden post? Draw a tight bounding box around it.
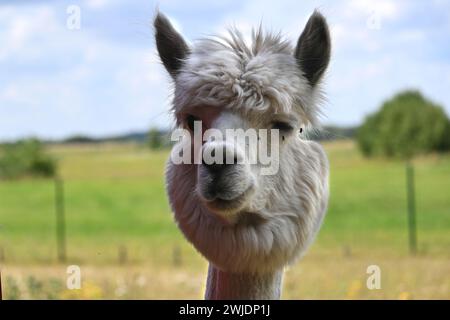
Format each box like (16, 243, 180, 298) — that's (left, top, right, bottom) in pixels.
(55, 177, 67, 262)
(0, 246, 4, 263)
(118, 245, 128, 265)
(173, 245, 182, 267)
(406, 161, 418, 255)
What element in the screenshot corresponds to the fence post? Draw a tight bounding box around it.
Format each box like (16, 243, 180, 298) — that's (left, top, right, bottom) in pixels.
(172, 245, 182, 267)
(118, 245, 128, 265)
(406, 161, 418, 255)
(55, 177, 67, 263)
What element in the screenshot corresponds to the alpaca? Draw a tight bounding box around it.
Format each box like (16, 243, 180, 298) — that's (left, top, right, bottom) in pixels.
(154, 10, 331, 299)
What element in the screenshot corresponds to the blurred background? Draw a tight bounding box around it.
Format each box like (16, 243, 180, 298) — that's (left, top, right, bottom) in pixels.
(0, 0, 449, 299)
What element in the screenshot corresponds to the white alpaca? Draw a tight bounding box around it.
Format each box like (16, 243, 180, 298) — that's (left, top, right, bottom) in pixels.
(154, 10, 331, 299)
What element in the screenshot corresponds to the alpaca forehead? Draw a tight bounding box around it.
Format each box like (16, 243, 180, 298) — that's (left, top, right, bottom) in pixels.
(185, 45, 303, 94)
(189, 50, 301, 87)
(173, 31, 316, 125)
(175, 52, 308, 116)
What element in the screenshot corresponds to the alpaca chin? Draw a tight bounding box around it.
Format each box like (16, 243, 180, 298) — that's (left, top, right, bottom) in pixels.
(196, 160, 256, 221)
(199, 184, 256, 223)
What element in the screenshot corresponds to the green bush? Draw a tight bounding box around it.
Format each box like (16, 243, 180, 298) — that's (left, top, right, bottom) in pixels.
(148, 127, 163, 150)
(0, 138, 57, 179)
(357, 90, 450, 158)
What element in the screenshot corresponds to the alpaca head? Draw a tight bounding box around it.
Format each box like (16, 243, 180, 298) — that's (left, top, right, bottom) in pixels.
(156, 11, 331, 274)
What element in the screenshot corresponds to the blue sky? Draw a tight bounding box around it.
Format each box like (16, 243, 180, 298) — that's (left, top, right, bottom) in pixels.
(1, 0, 450, 141)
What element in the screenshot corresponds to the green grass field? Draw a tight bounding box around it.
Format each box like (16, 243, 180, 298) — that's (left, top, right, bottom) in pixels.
(0, 141, 449, 299)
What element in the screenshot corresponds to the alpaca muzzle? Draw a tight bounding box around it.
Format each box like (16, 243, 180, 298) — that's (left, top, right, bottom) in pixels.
(198, 140, 254, 214)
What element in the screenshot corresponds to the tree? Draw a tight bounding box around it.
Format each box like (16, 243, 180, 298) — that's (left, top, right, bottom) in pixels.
(357, 90, 450, 255)
(0, 138, 57, 179)
(148, 127, 162, 150)
(357, 90, 450, 158)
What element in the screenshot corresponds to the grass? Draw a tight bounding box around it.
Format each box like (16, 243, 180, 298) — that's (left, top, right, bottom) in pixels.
(0, 140, 449, 299)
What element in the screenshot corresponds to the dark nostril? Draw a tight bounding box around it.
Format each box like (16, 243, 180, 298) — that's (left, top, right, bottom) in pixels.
(204, 162, 223, 172)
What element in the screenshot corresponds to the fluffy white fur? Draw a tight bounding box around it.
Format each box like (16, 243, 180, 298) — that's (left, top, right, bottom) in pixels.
(173, 28, 324, 126)
(166, 137, 329, 274)
(156, 10, 331, 299)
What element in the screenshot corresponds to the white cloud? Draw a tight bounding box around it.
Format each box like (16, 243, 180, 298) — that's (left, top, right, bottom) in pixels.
(0, 84, 34, 105)
(84, 0, 114, 10)
(1, 0, 450, 139)
(0, 2, 172, 140)
(0, 6, 57, 61)
(347, 0, 399, 18)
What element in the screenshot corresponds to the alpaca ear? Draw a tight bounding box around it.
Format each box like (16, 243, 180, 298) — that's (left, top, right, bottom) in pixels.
(154, 12, 190, 78)
(294, 11, 331, 87)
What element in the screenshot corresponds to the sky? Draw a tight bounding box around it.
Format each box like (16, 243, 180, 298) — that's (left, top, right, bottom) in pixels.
(1, 0, 450, 141)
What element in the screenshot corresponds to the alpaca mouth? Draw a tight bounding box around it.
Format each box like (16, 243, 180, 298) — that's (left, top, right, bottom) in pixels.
(202, 185, 254, 212)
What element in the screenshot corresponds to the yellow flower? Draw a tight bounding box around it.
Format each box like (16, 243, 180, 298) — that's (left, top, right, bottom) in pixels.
(398, 292, 411, 300)
(60, 281, 103, 300)
(347, 280, 363, 299)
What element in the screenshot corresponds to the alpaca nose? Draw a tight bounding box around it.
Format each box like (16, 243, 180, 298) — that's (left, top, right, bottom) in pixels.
(202, 144, 240, 173)
(203, 161, 224, 173)
(202, 156, 238, 173)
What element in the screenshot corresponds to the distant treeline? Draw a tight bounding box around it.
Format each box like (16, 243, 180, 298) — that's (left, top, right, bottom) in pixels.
(49, 125, 356, 146)
(59, 132, 152, 144)
(307, 125, 358, 141)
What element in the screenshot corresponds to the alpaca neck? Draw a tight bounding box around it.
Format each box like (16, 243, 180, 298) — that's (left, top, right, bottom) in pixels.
(205, 264, 283, 300)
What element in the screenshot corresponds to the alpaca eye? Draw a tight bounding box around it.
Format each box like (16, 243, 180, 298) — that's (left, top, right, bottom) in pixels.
(185, 114, 200, 131)
(271, 121, 293, 132)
